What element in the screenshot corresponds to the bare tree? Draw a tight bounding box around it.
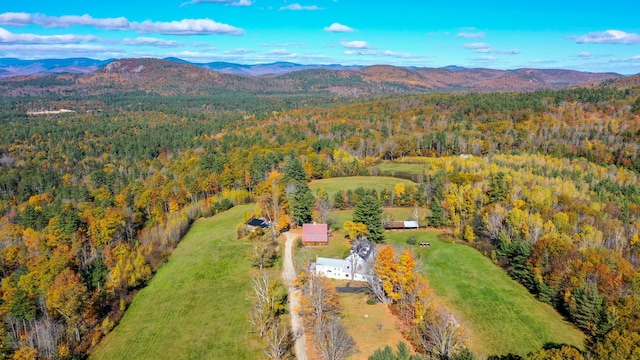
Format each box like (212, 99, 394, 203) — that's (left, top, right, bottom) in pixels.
(418, 310, 464, 360)
(300, 275, 341, 327)
(315, 197, 332, 224)
(259, 175, 285, 241)
(248, 274, 286, 337)
(482, 204, 507, 241)
(367, 274, 391, 304)
(315, 318, 357, 360)
(410, 204, 426, 222)
(264, 318, 294, 360)
(248, 274, 273, 338)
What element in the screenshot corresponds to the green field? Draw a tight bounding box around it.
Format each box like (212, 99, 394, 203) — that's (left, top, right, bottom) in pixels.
(369, 161, 426, 176)
(91, 204, 262, 360)
(309, 176, 416, 198)
(386, 231, 585, 358)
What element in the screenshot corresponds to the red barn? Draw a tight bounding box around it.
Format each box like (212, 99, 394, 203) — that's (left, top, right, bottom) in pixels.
(302, 223, 328, 246)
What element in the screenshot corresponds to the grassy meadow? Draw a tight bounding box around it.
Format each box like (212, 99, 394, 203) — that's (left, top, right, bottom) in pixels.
(91, 204, 262, 360)
(91, 197, 585, 359)
(309, 176, 416, 198)
(369, 161, 426, 176)
(386, 231, 585, 357)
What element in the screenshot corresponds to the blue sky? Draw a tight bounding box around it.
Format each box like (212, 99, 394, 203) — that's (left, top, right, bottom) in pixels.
(1, 1, 639, 74)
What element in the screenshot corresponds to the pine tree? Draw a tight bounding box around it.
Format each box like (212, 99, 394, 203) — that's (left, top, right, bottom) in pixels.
(290, 183, 316, 226)
(429, 199, 446, 228)
(568, 283, 607, 340)
(353, 194, 384, 242)
(282, 156, 307, 184)
(488, 171, 508, 204)
(333, 191, 345, 210)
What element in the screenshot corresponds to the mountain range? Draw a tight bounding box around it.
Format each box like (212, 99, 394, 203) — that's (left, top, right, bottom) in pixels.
(0, 57, 633, 96)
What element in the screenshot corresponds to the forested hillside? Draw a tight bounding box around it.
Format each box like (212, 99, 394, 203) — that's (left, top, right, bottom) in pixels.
(0, 68, 639, 358)
(0, 58, 625, 98)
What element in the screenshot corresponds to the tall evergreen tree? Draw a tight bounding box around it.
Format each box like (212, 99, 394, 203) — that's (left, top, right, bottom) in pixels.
(282, 157, 307, 184)
(568, 282, 609, 340)
(353, 194, 384, 242)
(429, 199, 446, 228)
(290, 183, 316, 226)
(488, 171, 508, 204)
(333, 191, 345, 210)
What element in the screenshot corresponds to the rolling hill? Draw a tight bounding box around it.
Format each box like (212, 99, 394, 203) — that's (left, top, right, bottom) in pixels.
(0, 57, 629, 97)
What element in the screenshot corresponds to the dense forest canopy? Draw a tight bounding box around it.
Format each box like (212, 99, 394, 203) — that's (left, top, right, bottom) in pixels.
(0, 79, 639, 358)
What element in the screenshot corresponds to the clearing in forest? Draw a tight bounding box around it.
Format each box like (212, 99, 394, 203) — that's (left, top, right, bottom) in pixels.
(309, 176, 416, 198)
(387, 230, 585, 358)
(91, 204, 262, 360)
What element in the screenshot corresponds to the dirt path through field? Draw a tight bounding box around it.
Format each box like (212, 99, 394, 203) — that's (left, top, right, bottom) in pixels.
(282, 232, 308, 360)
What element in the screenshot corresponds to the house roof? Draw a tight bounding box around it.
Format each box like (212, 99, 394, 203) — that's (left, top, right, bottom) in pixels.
(248, 218, 268, 228)
(350, 239, 374, 261)
(404, 221, 419, 228)
(315, 257, 346, 268)
(384, 221, 406, 229)
(302, 223, 328, 243)
(384, 220, 419, 229)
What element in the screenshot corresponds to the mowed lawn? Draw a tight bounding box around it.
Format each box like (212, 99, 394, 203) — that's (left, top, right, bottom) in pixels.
(91, 204, 261, 360)
(309, 176, 416, 198)
(387, 231, 585, 358)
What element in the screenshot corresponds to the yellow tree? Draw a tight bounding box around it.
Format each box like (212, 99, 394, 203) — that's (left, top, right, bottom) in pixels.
(255, 170, 286, 240)
(46, 269, 89, 342)
(374, 245, 399, 301)
(343, 221, 369, 240)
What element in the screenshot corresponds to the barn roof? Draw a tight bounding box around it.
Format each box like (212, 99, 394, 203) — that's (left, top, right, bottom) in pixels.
(302, 223, 328, 243)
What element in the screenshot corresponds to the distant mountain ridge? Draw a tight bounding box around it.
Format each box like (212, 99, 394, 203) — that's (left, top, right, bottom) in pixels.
(0, 58, 114, 78)
(0, 57, 363, 78)
(0, 57, 630, 96)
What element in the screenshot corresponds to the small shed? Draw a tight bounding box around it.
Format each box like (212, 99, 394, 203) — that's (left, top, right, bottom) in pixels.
(247, 218, 269, 231)
(302, 223, 328, 246)
(384, 220, 419, 230)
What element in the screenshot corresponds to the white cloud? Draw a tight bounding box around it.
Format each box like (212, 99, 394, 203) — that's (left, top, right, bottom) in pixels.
(180, 0, 252, 7)
(340, 40, 370, 49)
(0, 44, 125, 59)
(463, 42, 491, 51)
(133, 19, 244, 36)
(574, 30, 640, 44)
(0, 12, 35, 26)
(457, 31, 485, 39)
(324, 23, 354, 33)
(343, 48, 423, 60)
(344, 49, 376, 56)
(380, 50, 413, 58)
(0, 28, 187, 49)
(0, 12, 130, 30)
(493, 49, 520, 55)
(261, 42, 306, 48)
(0, 12, 244, 36)
(463, 42, 518, 55)
(266, 49, 296, 56)
(610, 55, 640, 63)
(122, 37, 184, 47)
(164, 50, 220, 60)
(0, 27, 99, 44)
(473, 56, 496, 62)
(224, 48, 256, 54)
(577, 51, 592, 58)
(279, 3, 323, 10)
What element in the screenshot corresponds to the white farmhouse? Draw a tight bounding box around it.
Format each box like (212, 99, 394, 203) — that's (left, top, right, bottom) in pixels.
(309, 239, 375, 282)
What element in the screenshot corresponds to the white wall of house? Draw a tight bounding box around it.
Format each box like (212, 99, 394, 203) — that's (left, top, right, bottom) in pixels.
(313, 255, 371, 282)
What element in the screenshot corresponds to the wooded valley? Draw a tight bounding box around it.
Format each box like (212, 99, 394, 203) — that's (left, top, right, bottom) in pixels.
(1, 62, 640, 359)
